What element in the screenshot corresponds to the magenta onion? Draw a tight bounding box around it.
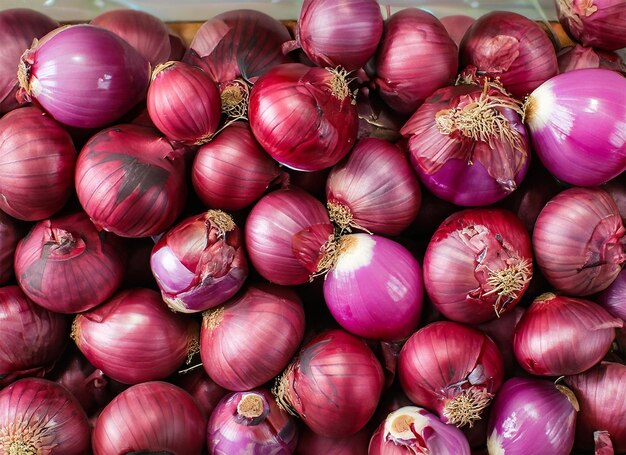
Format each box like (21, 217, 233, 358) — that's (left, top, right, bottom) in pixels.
(513, 293, 622, 376)
(201, 284, 305, 391)
(373, 8, 458, 115)
(150, 210, 248, 313)
(274, 329, 384, 437)
(326, 137, 421, 236)
(323, 233, 423, 341)
(0, 378, 90, 454)
(0, 8, 57, 114)
(296, 426, 371, 454)
(524, 68, 626, 186)
(173, 368, 228, 419)
(558, 44, 626, 74)
(401, 80, 530, 206)
(533, 186, 626, 295)
(147, 60, 222, 145)
(440, 15, 475, 47)
(369, 406, 471, 455)
(207, 389, 299, 454)
(556, 0, 626, 51)
(0, 106, 76, 221)
(565, 362, 626, 453)
(90, 9, 170, 66)
(487, 378, 578, 455)
(191, 121, 282, 211)
(18, 24, 150, 129)
(423, 208, 533, 324)
(14, 211, 126, 314)
(0, 212, 22, 284)
(245, 188, 334, 285)
(93, 381, 206, 455)
(398, 321, 504, 428)
(596, 267, 626, 320)
(459, 11, 558, 98)
(249, 63, 358, 171)
(72, 288, 198, 384)
(75, 124, 187, 238)
(0, 286, 69, 387)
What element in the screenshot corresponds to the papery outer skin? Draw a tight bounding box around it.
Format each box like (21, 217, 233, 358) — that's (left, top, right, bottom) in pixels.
(150, 211, 248, 313)
(558, 44, 626, 74)
(423, 208, 533, 324)
(21, 24, 150, 129)
(373, 8, 458, 115)
(245, 188, 333, 285)
(525, 69, 626, 187)
(596, 267, 626, 320)
(173, 368, 228, 420)
(533, 186, 626, 296)
(326, 137, 421, 236)
(296, 425, 371, 454)
(14, 211, 126, 314)
(368, 406, 471, 455)
(93, 381, 206, 455)
(248, 63, 358, 172)
(513, 294, 623, 376)
(459, 11, 558, 99)
(207, 389, 298, 454)
(296, 0, 383, 71)
(191, 121, 281, 211)
(556, 0, 626, 51)
(0, 106, 76, 221)
(281, 329, 384, 437)
(565, 362, 626, 453)
(147, 61, 222, 145)
(486, 377, 577, 455)
(323, 234, 423, 341)
(0, 378, 90, 454)
(397, 321, 504, 423)
(0, 211, 21, 284)
(75, 124, 187, 238)
(0, 286, 69, 387)
(73, 288, 195, 385)
(200, 284, 305, 391)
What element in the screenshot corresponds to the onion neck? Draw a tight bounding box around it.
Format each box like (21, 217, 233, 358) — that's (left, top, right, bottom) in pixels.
(483, 258, 532, 316)
(203, 306, 224, 331)
(327, 200, 371, 234)
(45, 227, 86, 258)
(0, 419, 51, 455)
(205, 210, 235, 238)
(442, 386, 493, 428)
(151, 61, 176, 81)
(383, 408, 429, 454)
(220, 79, 250, 122)
(555, 384, 580, 412)
(236, 393, 269, 426)
(313, 233, 354, 278)
(273, 363, 298, 417)
(327, 67, 352, 102)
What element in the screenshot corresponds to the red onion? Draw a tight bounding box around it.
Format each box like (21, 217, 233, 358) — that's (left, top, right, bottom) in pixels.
(191, 121, 282, 211)
(558, 44, 626, 73)
(90, 9, 170, 66)
(556, 0, 626, 51)
(486, 377, 578, 455)
(0, 378, 90, 454)
(323, 233, 423, 341)
(173, 368, 228, 419)
(274, 329, 384, 437)
(201, 284, 305, 391)
(440, 15, 475, 47)
(245, 188, 334, 285)
(423, 208, 533, 324)
(565, 362, 626, 453)
(72, 288, 198, 384)
(289, 0, 383, 70)
(524, 68, 626, 186)
(596, 267, 626, 320)
(0, 106, 76, 221)
(373, 8, 458, 115)
(533, 187, 626, 295)
(401, 80, 530, 206)
(207, 389, 299, 454)
(369, 406, 471, 455)
(326, 137, 421, 236)
(14, 211, 126, 314)
(18, 24, 150, 129)
(514, 293, 622, 376)
(0, 286, 69, 387)
(249, 63, 358, 171)
(147, 61, 222, 145)
(0, 212, 22, 284)
(150, 210, 248, 313)
(398, 321, 504, 428)
(75, 124, 187, 238)
(93, 381, 206, 455)
(0, 8, 57, 114)
(295, 425, 371, 454)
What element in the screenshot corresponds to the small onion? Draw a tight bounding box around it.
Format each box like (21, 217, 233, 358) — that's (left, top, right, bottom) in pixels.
(0, 212, 22, 284)
(533, 186, 626, 296)
(513, 293, 623, 376)
(93, 381, 206, 455)
(556, 0, 626, 51)
(0, 378, 90, 454)
(486, 377, 578, 455)
(207, 389, 299, 454)
(596, 267, 626, 320)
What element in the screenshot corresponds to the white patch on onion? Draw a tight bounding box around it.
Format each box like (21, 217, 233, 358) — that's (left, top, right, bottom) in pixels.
(609, 121, 626, 148)
(528, 83, 574, 137)
(334, 234, 375, 273)
(486, 429, 506, 455)
(383, 406, 429, 440)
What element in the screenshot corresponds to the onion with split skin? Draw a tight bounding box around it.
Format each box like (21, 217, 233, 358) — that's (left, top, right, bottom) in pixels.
(556, 0, 626, 51)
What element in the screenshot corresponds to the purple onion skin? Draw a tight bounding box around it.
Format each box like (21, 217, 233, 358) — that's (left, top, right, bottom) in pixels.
(596, 267, 626, 320)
